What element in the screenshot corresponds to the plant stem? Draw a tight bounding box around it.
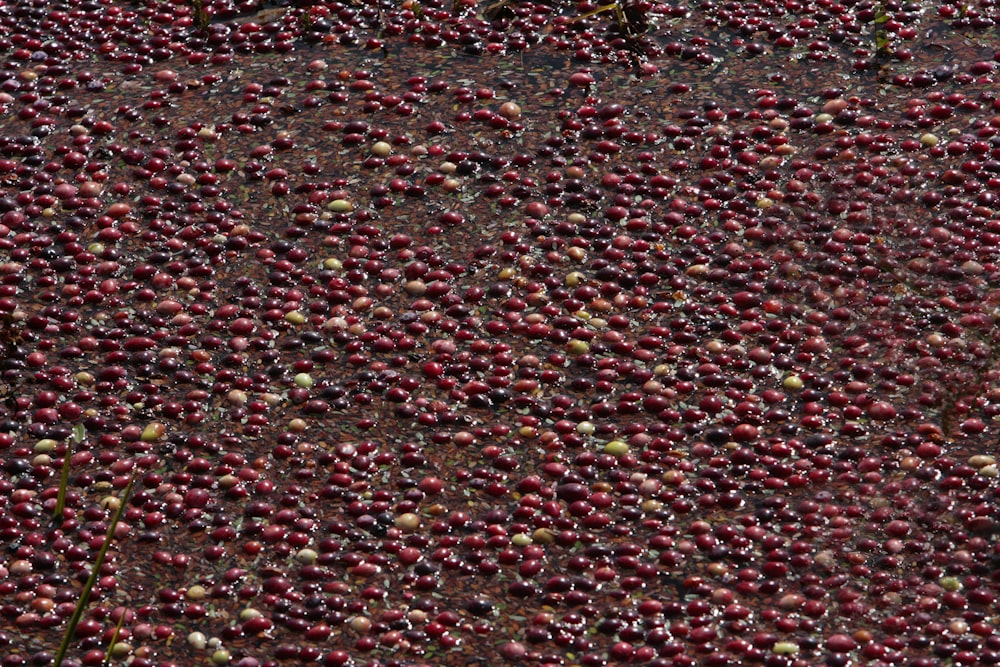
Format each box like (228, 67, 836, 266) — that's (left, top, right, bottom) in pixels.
(54, 425, 86, 520)
(53, 440, 73, 520)
(53, 472, 136, 667)
(101, 609, 129, 667)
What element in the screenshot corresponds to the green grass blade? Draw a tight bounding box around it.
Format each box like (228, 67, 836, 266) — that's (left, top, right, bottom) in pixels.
(53, 471, 136, 667)
(54, 425, 86, 520)
(53, 441, 73, 520)
(101, 608, 129, 667)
